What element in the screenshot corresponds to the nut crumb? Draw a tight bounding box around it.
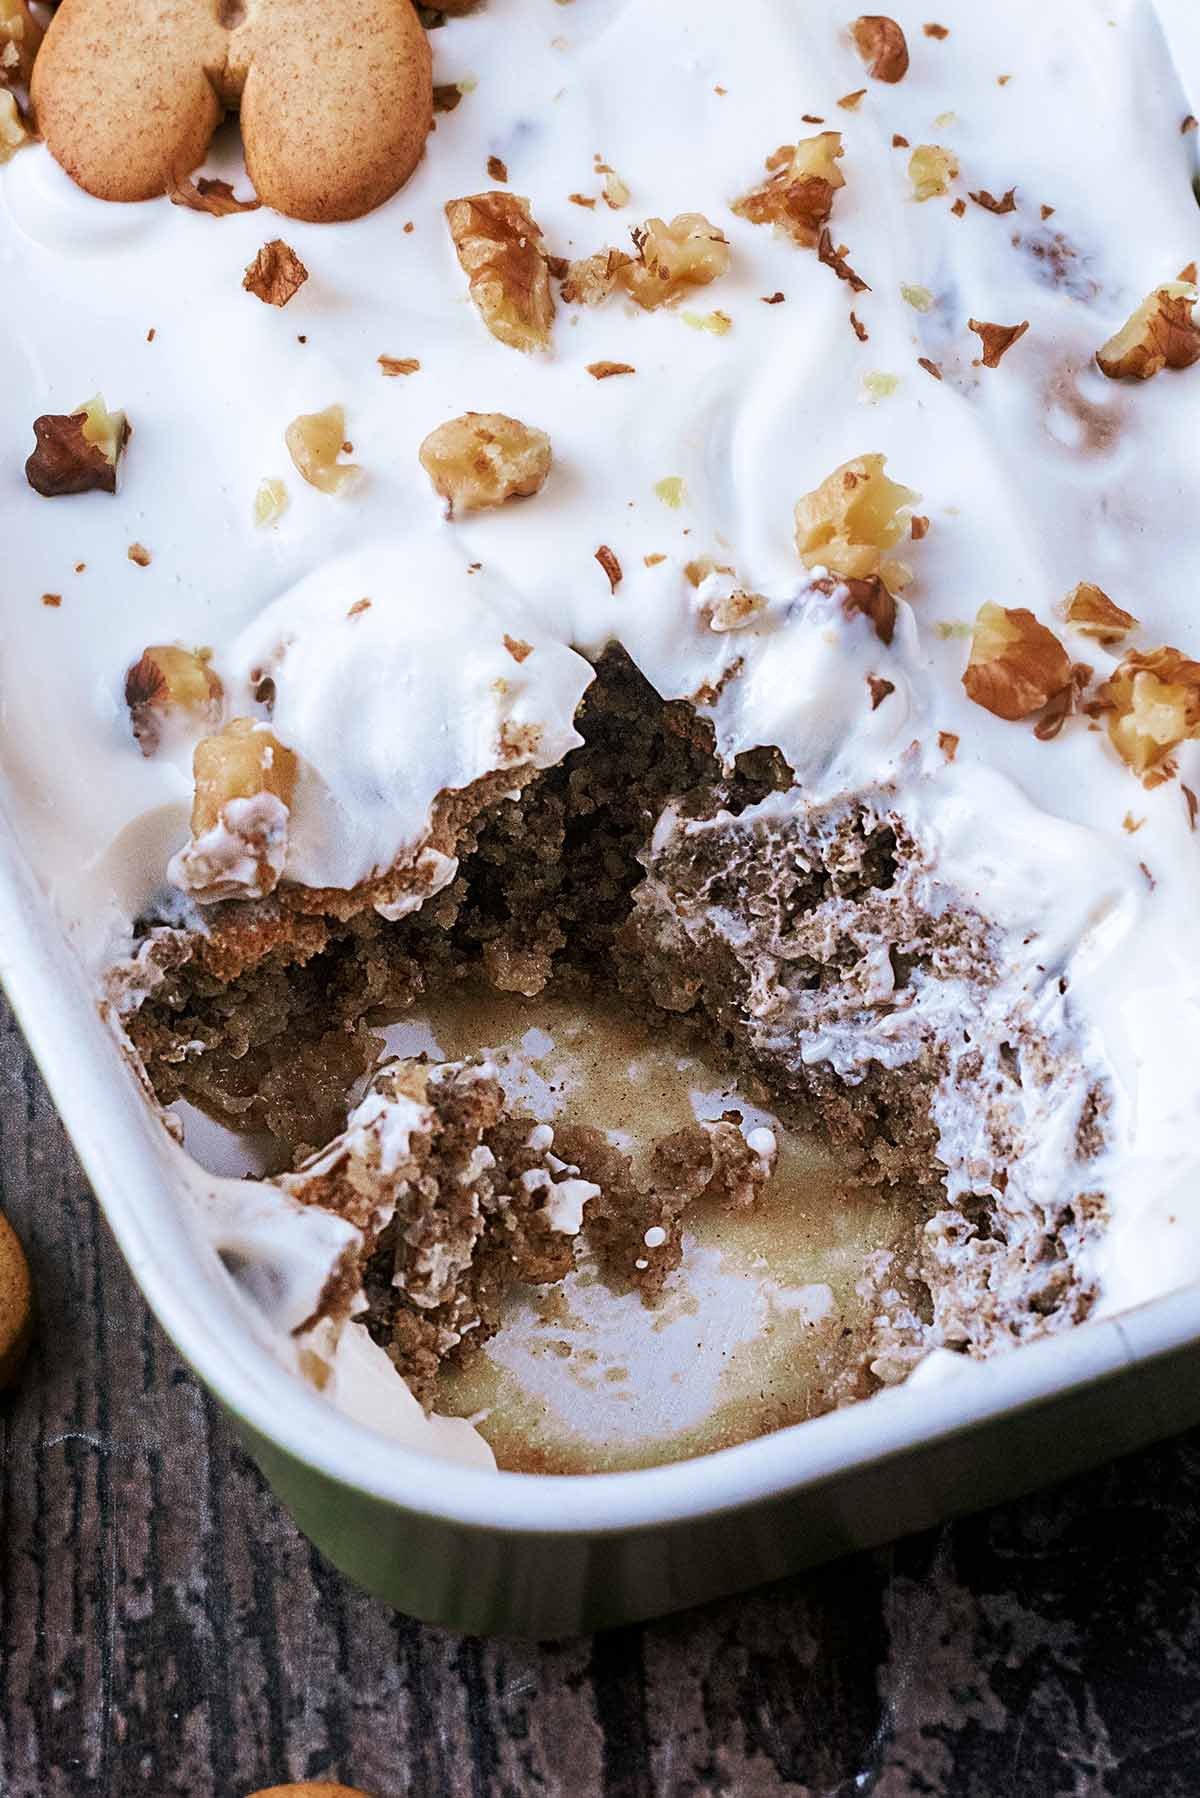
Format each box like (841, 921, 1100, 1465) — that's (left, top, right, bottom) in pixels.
(817, 229, 869, 292)
(938, 729, 958, 760)
(243, 239, 308, 307)
(487, 155, 508, 182)
(595, 545, 622, 591)
(420, 411, 551, 514)
(917, 355, 943, 379)
(968, 317, 1029, 367)
(379, 356, 421, 376)
(586, 360, 635, 378)
(968, 187, 1017, 215)
(504, 634, 533, 662)
(254, 478, 289, 528)
(347, 598, 371, 619)
(850, 310, 869, 341)
(867, 674, 895, 708)
(127, 542, 151, 567)
(923, 21, 949, 37)
(1183, 784, 1198, 828)
(125, 645, 222, 756)
(908, 144, 958, 201)
(41, 593, 61, 608)
(838, 88, 867, 110)
(910, 514, 930, 540)
(644, 553, 666, 567)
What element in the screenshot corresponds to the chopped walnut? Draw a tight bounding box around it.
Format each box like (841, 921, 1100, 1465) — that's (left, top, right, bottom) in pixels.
(1096, 282, 1200, 380)
(124, 646, 223, 756)
(794, 453, 918, 591)
(594, 545, 622, 591)
(962, 603, 1073, 721)
(619, 214, 731, 310)
(732, 132, 845, 248)
(254, 478, 289, 528)
(707, 587, 768, 632)
(908, 144, 958, 201)
(419, 412, 551, 514)
(968, 317, 1029, 368)
(1064, 583, 1137, 645)
(813, 572, 897, 646)
(171, 719, 298, 902)
(285, 405, 361, 495)
(586, 360, 635, 379)
(0, 88, 26, 161)
(0, 0, 42, 90)
(817, 229, 869, 293)
(25, 396, 129, 497)
(379, 356, 421, 377)
(169, 177, 261, 216)
(1086, 647, 1200, 785)
(969, 186, 1017, 215)
(445, 192, 556, 352)
(851, 15, 909, 81)
(602, 170, 630, 208)
(243, 240, 309, 307)
(127, 542, 151, 567)
(559, 247, 636, 305)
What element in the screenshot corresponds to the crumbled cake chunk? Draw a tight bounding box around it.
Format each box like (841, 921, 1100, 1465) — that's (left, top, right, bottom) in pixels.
(419, 412, 552, 513)
(445, 191, 556, 351)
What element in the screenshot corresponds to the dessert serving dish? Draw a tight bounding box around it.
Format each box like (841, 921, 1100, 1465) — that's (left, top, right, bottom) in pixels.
(4, 0, 1200, 1634)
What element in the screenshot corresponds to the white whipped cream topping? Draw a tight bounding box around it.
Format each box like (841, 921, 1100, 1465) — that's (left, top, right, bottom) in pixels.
(3, 0, 1200, 1381)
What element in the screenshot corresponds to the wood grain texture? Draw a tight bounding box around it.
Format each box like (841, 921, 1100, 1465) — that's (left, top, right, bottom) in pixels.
(2, 992, 1199, 1797)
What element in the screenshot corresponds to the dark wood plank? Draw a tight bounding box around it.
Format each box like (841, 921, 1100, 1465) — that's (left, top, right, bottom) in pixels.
(2, 993, 1199, 1797)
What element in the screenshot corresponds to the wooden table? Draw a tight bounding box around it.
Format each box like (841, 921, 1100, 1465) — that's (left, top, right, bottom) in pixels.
(2, 995, 1198, 1798)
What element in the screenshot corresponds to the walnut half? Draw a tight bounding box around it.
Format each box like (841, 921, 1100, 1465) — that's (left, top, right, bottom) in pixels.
(445, 192, 556, 352)
(124, 646, 223, 756)
(732, 132, 845, 248)
(794, 453, 918, 591)
(419, 412, 551, 514)
(25, 395, 129, 497)
(0, 86, 28, 162)
(1096, 282, 1200, 380)
(169, 718, 298, 902)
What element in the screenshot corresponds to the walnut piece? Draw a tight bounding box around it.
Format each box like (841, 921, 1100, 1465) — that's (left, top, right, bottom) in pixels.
(1086, 647, 1200, 785)
(908, 144, 958, 201)
(621, 214, 731, 309)
(445, 192, 556, 352)
(968, 317, 1029, 368)
(962, 603, 1072, 721)
(169, 176, 261, 216)
(0, 88, 26, 161)
(732, 132, 845, 248)
(813, 573, 897, 646)
(1064, 583, 1137, 645)
(171, 719, 298, 902)
(560, 246, 636, 306)
(124, 646, 223, 757)
(1096, 282, 1200, 380)
(25, 395, 129, 497)
(419, 412, 551, 514)
(0, 0, 42, 90)
(852, 15, 909, 81)
(794, 453, 918, 591)
(243, 239, 309, 307)
(285, 405, 360, 495)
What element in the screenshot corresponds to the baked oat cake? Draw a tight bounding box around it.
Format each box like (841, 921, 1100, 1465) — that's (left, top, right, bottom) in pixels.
(3, 0, 1200, 1470)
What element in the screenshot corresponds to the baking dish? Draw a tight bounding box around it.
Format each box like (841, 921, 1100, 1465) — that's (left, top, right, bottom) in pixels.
(5, 788, 1200, 1639)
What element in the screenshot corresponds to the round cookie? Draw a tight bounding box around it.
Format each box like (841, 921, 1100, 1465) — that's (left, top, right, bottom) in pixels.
(30, 0, 432, 223)
(247, 1785, 375, 1797)
(0, 1211, 32, 1389)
